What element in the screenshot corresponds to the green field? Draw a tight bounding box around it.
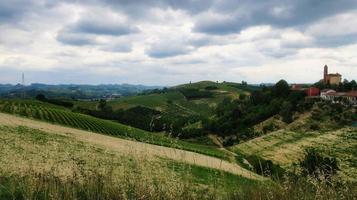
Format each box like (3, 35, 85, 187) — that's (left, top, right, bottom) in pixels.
(0, 99, 231, 160)
(231, 128, 357, 181)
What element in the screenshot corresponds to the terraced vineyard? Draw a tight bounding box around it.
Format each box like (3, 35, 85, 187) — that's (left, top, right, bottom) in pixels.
(0, 99, 230, 160)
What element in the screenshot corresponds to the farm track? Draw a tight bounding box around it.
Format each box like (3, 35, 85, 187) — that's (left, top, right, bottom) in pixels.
(0, 112, 262, 180)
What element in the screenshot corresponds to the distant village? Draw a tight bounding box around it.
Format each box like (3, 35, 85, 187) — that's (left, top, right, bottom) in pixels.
(291, 65, 357, 105)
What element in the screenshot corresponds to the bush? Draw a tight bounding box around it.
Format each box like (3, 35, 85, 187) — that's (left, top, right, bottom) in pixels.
(246, 155, 285, 179)
(300, 148, 339, 179)
(179, 88, 213, 99)
(205, 86, 218, 90)
(280, 101, 293, 123)
(36, 94, 74, 108)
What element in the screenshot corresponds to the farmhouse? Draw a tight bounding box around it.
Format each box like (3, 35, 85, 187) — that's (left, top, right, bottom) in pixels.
(345, 91, 357, 104)
(322, 90, 357, 105)
(320, 89, 336, 100)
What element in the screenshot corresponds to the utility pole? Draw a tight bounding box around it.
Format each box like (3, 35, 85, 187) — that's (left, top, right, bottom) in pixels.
(22, 72, 25, 99)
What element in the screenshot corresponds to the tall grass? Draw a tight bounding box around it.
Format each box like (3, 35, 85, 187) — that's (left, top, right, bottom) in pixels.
(0, 125, 356, 199)
(1, 168, 356, 200)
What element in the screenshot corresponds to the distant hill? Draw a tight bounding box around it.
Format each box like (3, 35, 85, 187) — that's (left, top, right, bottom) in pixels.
(0, 83, 162, 99)
(69, 81, 255, 140)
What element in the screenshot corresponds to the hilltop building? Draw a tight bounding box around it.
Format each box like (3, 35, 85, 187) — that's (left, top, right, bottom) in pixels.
(291, 84, 320, 97)
(323, 65, 341, 85)
(320, 89, 357, 105)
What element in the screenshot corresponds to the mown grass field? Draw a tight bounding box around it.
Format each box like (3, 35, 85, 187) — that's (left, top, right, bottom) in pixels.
(0, 99, 231, 160)
(231, 128, 357, 181)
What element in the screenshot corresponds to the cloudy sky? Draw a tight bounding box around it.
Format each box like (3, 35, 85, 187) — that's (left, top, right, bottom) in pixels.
(0, 0, 356, 85)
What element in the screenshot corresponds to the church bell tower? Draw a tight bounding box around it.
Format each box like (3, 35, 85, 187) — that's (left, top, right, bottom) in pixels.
(323, 65, 328, 84)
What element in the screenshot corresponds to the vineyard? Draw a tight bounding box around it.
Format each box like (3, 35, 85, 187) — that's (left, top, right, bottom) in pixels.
(0, 99, 229, 160)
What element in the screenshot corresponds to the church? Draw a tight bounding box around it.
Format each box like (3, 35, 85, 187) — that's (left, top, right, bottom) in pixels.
(323, 65, 341, 85)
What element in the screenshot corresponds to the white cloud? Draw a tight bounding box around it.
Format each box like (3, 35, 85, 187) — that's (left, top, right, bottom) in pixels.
(0, 1, 356, 85)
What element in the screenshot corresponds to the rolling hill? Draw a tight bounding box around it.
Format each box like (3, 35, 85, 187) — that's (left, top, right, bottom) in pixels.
(0, 112, 264, 199)
(0, 99, 232, 160)
(74, 81, 252, 117)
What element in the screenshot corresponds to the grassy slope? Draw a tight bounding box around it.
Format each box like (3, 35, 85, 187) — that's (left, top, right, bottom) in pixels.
(1, 124, 355, 199)
(0, 125, 262, 199)
(231, 127, 357, 181)
(0, 99, 231, 160)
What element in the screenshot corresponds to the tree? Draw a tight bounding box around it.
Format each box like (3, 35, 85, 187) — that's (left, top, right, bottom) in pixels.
(239, 93, 247, 100)
(280, 101, 293, 123)
(273, 79, 290, 98)
(351, 80, 357, 90)
(251, 90, 269, 105)
(98, 99, 107, 111)
(35, 94, 46, 101)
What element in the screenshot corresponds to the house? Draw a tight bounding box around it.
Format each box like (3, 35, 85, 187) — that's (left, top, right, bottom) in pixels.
(325, 92, 346, 103)
(323, 90, 357, 105)
(306, 87, 320, 96)
(320, 89, 336, 100)
(291, 85, 320, 97)
(345, 91, 357, 105)
(291, 84, 304, 91)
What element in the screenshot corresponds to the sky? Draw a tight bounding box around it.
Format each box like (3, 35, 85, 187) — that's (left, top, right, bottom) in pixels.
(0, 0, 356, 86)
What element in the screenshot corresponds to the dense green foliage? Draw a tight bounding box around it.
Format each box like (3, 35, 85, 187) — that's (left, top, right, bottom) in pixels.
(178, 88, 214, 99)
(70, 81, 250, 140)
(36, 94, 74, 108)
(309, 101, 357, 130)
(314, 79, 357, 91)
(204, 80, 307, 143)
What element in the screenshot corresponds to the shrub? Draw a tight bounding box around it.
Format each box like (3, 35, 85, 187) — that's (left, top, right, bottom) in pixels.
(179, 88, 213, 99)
(205, 85, 218, 90)
(246, 155, 285, 179)
(300, 148, 339, 179)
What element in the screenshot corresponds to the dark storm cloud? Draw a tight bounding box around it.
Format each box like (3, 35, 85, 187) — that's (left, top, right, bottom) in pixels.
(100, 0, 214, 15)
(56, 30, 96, 46)
(146, 43, 192, 58)
(72, 18, 139, 36)
(194, 0, 357, 35)
(315, 34, 357, 48)
(146, 48, 189, 58)
(0, 0, 36, 23)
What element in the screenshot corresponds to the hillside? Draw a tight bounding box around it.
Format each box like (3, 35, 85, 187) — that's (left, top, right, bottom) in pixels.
(0, 99, 232, 160)
(0, 113, 266, 199)
(74, 81, 250, 115)
(69, 81, 253, 142)
(0, 112, 261, 180)
(231, 127, 357, 181)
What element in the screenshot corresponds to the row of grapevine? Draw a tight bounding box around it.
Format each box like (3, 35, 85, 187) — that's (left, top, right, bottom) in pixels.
(0, 101, 146, 139)
(0, 99, 229, 160)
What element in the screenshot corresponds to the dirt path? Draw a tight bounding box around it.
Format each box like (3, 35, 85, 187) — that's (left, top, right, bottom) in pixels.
(0, 112, 262, 180)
